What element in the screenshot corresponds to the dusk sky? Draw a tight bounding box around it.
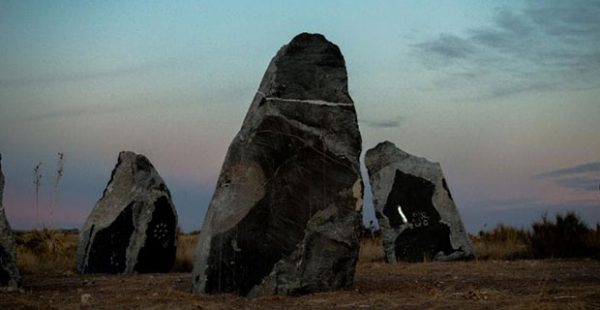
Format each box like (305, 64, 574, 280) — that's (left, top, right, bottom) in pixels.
(1, 0, 599, 232)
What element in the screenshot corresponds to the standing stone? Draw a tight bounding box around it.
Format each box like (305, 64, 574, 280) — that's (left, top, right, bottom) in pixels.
(365, 141, 474, 262)
(0, 154, 21, 287)
(77, 151, 177, 274)
(192, 33, 363, 297)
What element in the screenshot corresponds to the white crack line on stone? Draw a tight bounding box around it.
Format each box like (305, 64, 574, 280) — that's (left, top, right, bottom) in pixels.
(256, 91, 353, 107)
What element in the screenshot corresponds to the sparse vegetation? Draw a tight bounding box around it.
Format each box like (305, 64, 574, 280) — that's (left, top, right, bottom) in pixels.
(15, 229, 77, 274)
(14, 230, 201, 274)
(171, 232, 198, 272)
(4, 214, 600, 308)
(472, 224, 532, 260)
(531, 212, 598, 258)
(10, 212, 599, 275)
(49, 152, 65, 228)
(358, 237, 385, 264)
(472, 212, 600, 260)
(32, 162, 42, 228)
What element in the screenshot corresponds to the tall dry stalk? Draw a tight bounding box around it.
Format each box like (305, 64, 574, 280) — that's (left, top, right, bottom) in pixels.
(33, 162, 42, 229)
(49, 153, 64, 228)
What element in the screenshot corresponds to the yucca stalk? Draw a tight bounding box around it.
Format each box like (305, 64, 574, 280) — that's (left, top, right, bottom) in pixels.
(49, 153, 64, 228)
(33, 162, 42, 229)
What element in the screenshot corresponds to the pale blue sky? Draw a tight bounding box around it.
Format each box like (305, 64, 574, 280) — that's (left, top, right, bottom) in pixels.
(1, 0, 599, 232)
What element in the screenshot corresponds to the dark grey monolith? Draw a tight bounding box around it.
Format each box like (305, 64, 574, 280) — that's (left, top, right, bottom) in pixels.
(0, 154, 21, 287)
(192, 33, 364, 297)
(76, 151, 177, 274)
(365, 141, 474, 262)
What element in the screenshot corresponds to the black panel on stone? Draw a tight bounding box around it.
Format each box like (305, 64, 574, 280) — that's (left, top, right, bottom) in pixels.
(85, 203, 135, 273)
(384, 170, 454, 262)
(134, 196, 177, 273)
(394, 222, 453, 262)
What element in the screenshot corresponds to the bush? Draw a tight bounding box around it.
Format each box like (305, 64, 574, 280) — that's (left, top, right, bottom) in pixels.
(15, 229, 77, 274)
(473, 224, 532, 260)
(171, 232, 198, 272)
(472, 212, 600, 260)
(588, 224, 600, 259)
(531, 212, 593, 258)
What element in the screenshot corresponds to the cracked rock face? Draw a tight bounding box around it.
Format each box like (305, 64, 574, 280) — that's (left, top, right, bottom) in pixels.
(365, 141, 474, 262)
(192, 33, 363, 297)
(77, 151, 178, 274)
(0, 154, 21, 287)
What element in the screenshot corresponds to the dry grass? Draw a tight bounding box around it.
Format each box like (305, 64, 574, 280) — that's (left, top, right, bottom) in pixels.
(172, 232, 198, 272)
(358, 237, 385, 264)
(5, 227, 600, 309)
(471, 225, 532, 260)
(13, 212, 600, 275)
(15, 229, 78, 274)
(12, 231, 387, 275)
(14, 230, 200, 274)
(472, 212, 600, 260)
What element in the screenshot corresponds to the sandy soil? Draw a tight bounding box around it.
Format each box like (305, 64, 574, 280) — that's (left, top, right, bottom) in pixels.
(2, 259, 599, 309)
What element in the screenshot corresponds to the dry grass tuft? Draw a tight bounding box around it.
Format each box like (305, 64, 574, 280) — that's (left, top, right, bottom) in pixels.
(13, 211, 600, 275)
(172, 232, 198, 272)
(358, 237, 385, 264)
(471, 224, 532, 260)
(15, 229, 78, 274)
(473, 212, 600, 260)
(14, 230, 201, 274)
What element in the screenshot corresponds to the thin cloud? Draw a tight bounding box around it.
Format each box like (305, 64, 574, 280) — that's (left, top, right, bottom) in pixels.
(534, 162, 600, 179)
(360, 116, 405, 128)
(555, 177, 599, 192)
(534, 161, 600, 192)
(0, 61, 179, 88)
(20, 106, 136, 122)
(527, 2, 600, 39)
(480, 197, 598, 212)
(18, 102, 189, 123)
(476, 197, 541, 211)
(414, 34, 476, 61)
(413, 1, 600, 99)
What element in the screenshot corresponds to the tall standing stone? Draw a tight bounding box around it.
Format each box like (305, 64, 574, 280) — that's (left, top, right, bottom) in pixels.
(77, 151, 178, 274)
(365, 141, 474, 262)
(192, 33, 364, 297)
(0, 154, 21, 287)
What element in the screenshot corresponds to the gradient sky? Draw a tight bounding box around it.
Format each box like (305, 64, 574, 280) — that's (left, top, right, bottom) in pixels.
(1, 0, 599, 232)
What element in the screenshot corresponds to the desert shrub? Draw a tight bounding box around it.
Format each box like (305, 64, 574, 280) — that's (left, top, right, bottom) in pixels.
(587, 224, 600, 259)
(472, 224, 532, 260)
(358, 237, 385, 263)
(361, 221, 381, 239)
(171, 232, 198, 272)
(477, 224, 531, 244)
(15, 229, 78, 274)
(15, 229, 200, 274)
(473, 212, 600, 260)
(531, 212, 593, 258)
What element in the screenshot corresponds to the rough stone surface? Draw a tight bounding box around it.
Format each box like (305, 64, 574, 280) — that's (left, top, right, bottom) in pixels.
(192, 33, 364, 297)
(365, 141, 474, 262)
(77, 151, 178, 274)
(0, 154, 21, 287)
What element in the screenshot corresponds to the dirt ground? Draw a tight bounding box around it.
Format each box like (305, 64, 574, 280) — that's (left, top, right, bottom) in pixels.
(2, 259, 599, 309)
